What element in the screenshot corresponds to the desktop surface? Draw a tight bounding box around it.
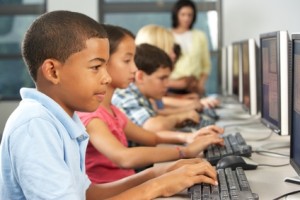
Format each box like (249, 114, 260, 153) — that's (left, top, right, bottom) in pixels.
(154, 105, 298, 200)
(156, 136, 296, 200)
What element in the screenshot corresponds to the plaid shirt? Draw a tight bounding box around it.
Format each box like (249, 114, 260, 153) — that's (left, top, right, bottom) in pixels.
(112, 83, 156, 126)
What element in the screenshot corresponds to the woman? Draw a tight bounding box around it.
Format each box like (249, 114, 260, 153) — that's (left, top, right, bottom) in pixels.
(170, 0, 211, 97)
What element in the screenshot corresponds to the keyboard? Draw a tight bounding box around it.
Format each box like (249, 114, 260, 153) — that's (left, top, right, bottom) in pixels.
(204, 132, 252, 165)
(178, 118, 215, 132)
(203, 108, 219, 120)
(189, 167, 259, 200)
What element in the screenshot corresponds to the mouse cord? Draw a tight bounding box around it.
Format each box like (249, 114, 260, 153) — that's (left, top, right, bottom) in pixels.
(257, 163, 290, 167)
(252, 150, 289, 157)
(243, 129, 273, 141)
(222, 121, 261, 129)
(273, 190, 300, 200)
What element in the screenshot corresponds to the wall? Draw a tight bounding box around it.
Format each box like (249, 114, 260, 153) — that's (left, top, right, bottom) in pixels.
(223, 0, 300, 46)
(47, 0, 99, 21)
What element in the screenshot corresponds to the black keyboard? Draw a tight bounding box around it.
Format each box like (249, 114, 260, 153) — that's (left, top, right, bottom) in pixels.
(204, 132, 252, 165)
(189, 167, 259, 200)
(178, 118, 215, 132)
(203, 107, 219, 120)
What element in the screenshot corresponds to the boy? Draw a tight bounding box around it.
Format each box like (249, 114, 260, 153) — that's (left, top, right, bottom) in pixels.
(112, 43, 201, 132)
(0, 11, 218, 199)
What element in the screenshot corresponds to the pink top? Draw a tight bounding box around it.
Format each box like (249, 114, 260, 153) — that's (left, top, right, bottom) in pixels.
(77, 105, 135, 183)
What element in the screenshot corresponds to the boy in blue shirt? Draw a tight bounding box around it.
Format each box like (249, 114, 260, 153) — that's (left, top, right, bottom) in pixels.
(0, 11, 218, 199)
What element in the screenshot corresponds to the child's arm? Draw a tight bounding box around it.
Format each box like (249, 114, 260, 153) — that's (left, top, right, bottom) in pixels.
(166, 77, 191, 89)
(153, 98, 203, 116)
(86, 158, 218, 200)
(142, 110, 200, 132)
(162, 96, 202, 109)
(87, 118, 189, 168)
(125, 120, 187, 145)
(126, 120, 223, 145)
(87, 118, 223, 169)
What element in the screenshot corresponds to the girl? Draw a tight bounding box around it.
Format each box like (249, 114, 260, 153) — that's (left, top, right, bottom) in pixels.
(77, 24, 224, 184)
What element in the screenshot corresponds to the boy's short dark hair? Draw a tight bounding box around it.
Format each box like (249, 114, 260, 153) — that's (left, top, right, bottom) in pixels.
(22, 10, 107, 82)
(171, 0, 197, 29)
(135, 43, 173, 75)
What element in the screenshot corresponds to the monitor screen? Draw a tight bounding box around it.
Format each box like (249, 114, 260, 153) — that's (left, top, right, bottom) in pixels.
(241, 39, 260, 115)
(260, 31, 290, 136)
(290, 34, 300, 176)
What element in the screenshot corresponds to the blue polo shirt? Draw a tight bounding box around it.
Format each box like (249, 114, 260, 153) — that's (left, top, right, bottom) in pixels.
(0, 88, 91, 200)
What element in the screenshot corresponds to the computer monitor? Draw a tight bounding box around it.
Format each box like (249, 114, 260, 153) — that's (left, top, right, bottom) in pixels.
(221, 46, 228, 95)
(232, 42, 242, 102)
(223, 45, 241, 105)
(240, 39, 261, 115)
(227, 45, 233, 96)
(227, 43, 241, 98)
(260, 30, 290, 136)
(285, 33, 300, 184)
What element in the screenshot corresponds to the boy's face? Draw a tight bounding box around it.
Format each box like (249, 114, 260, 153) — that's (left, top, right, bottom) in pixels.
(107, 35, 137, 89)
(141, 67, 171, 100)
(54, 38, 111, 115)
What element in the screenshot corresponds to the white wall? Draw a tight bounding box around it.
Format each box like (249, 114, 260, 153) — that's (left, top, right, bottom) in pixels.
(223, 0, 300, 46)
(47, 0, 99, 22)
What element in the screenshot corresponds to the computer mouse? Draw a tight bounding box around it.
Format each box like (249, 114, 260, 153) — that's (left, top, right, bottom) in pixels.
(216, 155, 258, 170)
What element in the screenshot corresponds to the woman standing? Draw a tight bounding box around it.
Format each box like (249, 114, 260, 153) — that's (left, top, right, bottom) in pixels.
(170, 0, 211, 97)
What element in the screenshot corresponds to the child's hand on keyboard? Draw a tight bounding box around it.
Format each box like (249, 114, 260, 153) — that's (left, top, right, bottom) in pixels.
(152, 158, 204, 177)
(185, 125, 224, 144)
(150, 160, 218, 197)
(200, 97, 220, 108)
(195, 125, 224, 136)
(175, 110, 200, 128)
(184, 134, 225, 157)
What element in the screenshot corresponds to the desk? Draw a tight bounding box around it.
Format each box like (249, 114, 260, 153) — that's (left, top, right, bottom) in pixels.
(155, 104, 300, 200)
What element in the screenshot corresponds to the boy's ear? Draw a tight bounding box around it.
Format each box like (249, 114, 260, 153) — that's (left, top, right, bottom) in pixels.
(135, 70, 144, 83)
(41, 59, 61, 84)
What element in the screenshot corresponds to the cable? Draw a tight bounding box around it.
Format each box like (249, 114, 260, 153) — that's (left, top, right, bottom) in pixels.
(258, 140, 290, 150)
(273, 190, 300, 200)
(222, 121, 261, 129)
(242, 129, 273, 141)
(253, 150, 289, 157)
(257, 163, 289, 167)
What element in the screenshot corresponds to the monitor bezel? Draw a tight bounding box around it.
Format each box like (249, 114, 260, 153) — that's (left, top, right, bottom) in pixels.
(290, 33, 300, 175)
(259, 31, 290, 136)
(227, 45, 233, 95)
(231, 41, 242, 102)
(240, 38, 259, 116)
(221, 46, 228, 95)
